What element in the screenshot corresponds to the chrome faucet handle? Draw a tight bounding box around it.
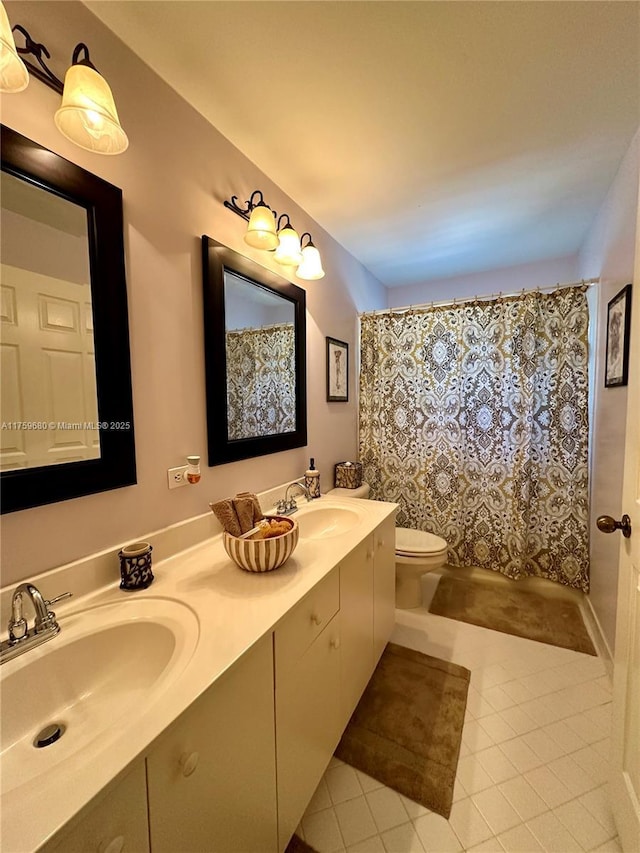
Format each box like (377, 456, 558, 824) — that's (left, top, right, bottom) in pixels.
(45, 592, 73, 608)
(38, 591, 73, 632)
(7, 594, 27, 643)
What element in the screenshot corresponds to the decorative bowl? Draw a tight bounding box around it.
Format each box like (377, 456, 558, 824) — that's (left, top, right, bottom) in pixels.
(223, 515, 299, 573)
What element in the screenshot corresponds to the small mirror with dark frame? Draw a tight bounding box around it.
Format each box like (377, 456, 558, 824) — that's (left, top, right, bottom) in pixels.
(201, 235, 307, 465)
(1, 125, 136, 513)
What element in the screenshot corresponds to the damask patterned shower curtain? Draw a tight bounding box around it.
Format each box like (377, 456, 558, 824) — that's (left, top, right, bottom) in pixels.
(359, 286, 590, 591)
(226, 323, 295, 440)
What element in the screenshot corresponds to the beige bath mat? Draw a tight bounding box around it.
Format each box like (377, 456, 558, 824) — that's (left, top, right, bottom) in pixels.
(429, 573, 596, 655)
(334, 642, 470, 819)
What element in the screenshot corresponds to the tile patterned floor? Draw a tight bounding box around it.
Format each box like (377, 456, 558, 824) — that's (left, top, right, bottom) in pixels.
(296, 574, 620, 853)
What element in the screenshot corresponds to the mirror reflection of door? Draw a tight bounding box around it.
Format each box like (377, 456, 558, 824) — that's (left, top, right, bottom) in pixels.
(224, 269, 296, 441)
(0, 171, 101, 471)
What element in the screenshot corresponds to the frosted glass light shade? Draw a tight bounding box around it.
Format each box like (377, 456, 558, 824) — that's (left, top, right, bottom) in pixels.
(54, 63, 128, 155)
(274, 226, 303, 266)
(296, 243, 325, 280)
(0, 2, 28, 92)
(244, 203, 278, 250)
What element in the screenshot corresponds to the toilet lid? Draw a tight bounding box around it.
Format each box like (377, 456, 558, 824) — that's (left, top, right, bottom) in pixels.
(395, 527, 448, 556)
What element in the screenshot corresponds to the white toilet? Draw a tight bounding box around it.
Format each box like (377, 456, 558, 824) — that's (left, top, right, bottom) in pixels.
(327, 483, 449, 609)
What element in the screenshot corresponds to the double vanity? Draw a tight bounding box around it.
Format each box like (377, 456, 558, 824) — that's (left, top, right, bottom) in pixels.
(1, 492, 397, 853)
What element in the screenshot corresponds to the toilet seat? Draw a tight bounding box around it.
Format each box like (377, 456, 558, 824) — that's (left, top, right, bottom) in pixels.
(395, 527, 448, 557)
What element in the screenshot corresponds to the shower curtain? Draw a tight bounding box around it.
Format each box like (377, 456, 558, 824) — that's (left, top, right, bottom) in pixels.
(359, 286, 590, 591)
(226, 323, 295, 440)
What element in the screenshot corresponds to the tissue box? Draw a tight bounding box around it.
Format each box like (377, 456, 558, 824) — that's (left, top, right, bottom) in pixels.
(334, 461, 363, 489)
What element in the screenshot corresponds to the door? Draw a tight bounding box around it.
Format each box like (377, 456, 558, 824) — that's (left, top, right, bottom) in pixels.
(608, 206, 640, 850)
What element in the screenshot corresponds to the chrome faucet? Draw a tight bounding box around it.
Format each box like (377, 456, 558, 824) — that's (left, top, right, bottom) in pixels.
(1, 583, 72, 664)
(276, 480, 311, 515)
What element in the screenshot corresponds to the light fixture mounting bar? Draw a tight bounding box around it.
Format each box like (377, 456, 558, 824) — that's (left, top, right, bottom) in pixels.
(12, 24, 64, 94)
(223, 190, 278, 223)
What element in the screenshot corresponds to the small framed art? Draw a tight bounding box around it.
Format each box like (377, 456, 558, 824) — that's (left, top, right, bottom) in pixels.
(326, 337, 349, 401)
(605, 284, 632, 388)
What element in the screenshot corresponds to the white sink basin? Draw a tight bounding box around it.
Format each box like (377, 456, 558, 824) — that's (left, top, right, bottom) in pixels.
(296, 504, 363, 539)
(0, 597, 199, 796)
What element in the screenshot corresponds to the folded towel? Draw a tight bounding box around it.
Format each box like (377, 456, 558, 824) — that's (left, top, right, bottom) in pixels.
(233, 492, 264, 534)
(209, 499, 242, 537)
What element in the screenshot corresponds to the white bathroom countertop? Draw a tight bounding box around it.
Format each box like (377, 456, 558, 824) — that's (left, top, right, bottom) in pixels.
(0, 493, 397, 853)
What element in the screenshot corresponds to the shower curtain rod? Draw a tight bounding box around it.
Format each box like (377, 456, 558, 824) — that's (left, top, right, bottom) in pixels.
(361, 277, 598, 317)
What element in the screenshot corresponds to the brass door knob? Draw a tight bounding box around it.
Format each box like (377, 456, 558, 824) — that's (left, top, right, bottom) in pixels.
(596, 514, 632, 538)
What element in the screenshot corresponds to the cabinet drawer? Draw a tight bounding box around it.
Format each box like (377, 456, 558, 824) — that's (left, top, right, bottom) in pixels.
(275, 569, 339, 675)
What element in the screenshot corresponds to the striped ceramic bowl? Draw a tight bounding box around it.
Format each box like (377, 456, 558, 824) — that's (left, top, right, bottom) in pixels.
(223, 516, 299, 572)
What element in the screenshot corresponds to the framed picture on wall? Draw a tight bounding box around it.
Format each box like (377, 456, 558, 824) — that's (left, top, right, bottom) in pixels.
(326, 337, 349, 401)
(605, 284, 632, 388)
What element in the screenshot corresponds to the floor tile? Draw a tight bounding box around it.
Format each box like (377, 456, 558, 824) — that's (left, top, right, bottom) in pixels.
(523, 765, 575, 808)
(498, 704, 538, 735)
(399, 795, 430, 820)
(481, 685, 516, 712)
(499, 737, 542, 773)
(471, 786, 521, 835)
(414, 811, 463, 852)
(381, 822, 426, 853)
(347, 836, 386, 853)
(448, 797, 494, 848)
(526, 811, 583, 852)
(365, 787, 410, 833)
(305, 777, 333, 816)
(547, 753, 599, 797)
(542, 719, 588, 754)
(356, 770, 386, 793)
(578, 786, 617, 838)
(477, 713, 518, 744)
(334, 796, 378, 847)
(325, 764, 364, 805)
(466, 838, 506, 853)
(520, 728, 565, 764)
(592, 838, 623, 853)
(497, 823, 545, 852)
(302, 807, 346, 853)
(554, 798, 613, 850)
(475, 745, 519, 784)
(456, 754, 495, 794)
(463, 719, 496, 753)
(497, 775, 549, 822)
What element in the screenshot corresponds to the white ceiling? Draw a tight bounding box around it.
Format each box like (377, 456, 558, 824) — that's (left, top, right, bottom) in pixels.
(85, 1, 639, 289)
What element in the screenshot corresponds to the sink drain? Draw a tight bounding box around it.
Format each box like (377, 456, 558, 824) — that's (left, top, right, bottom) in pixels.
(33, 723, 65, 748)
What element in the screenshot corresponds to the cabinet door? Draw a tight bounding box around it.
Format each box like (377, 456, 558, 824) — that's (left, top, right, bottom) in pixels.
(276, 613, 342, 851)
(373, 515, 396, 663)
(340, 535, 375, 719)
(146, 633, 277, 853)
(39, 761, 149, 853)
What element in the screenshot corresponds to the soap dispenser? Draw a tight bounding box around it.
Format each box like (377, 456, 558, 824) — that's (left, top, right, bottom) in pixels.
(305, 458, 321, 499)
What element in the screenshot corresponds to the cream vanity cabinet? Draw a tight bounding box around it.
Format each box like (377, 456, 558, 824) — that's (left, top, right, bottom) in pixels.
(38, 762, 149, 853)
(146, 633, 278, 853)
(275, 515, 396, 850)
(274, 570, 343, 851)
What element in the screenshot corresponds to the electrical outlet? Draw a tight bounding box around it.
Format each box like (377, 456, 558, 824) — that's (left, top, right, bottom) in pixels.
(168, 465, 188, 489)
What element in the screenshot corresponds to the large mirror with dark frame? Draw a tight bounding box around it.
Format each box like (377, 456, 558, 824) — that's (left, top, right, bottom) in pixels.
(0, 125, 136, 513)
(201, 235, 307, 465)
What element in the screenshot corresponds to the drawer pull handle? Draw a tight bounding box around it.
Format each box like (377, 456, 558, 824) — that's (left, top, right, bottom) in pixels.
(377, 539, 386, 549)
(330, 637, 340, 650)
(310, 612, 322, 626)
(98, 836, 125, 853)
(180, 751, 200, 777)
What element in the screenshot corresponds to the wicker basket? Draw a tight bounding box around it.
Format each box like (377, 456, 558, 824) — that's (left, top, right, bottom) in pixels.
(223, 515, 299, 573)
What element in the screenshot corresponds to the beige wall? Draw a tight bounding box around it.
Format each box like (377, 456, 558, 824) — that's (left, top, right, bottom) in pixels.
(579, 128, 640, 656)
(0, 0, 386, 585)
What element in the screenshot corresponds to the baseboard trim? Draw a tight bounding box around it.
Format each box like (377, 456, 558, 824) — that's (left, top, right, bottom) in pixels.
(582, 595, 614, 681)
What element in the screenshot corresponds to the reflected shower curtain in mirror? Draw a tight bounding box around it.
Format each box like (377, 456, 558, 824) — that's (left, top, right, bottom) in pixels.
(359, 286, 590, 591)
(226, 323, 295, 440)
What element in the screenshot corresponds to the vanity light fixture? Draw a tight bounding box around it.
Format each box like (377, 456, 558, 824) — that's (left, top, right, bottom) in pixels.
(296, 233, 325, 280)
(273, 214, 303, 266)
(224, 189, 325, 281)
(0, 3, 128, 154)
(0, 2, 28, 92)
